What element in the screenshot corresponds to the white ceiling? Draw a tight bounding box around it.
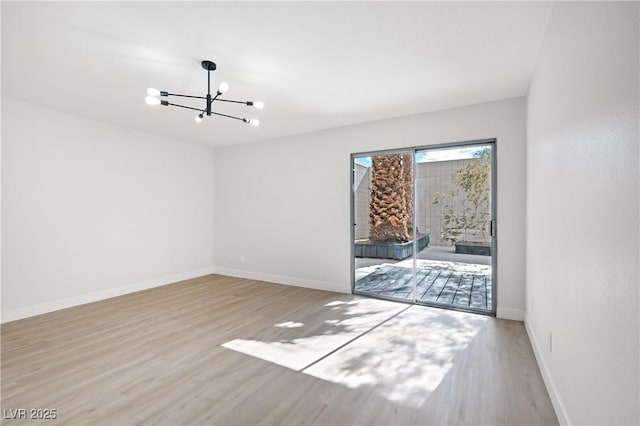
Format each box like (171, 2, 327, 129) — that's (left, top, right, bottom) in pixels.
(2, 2, 552, 147)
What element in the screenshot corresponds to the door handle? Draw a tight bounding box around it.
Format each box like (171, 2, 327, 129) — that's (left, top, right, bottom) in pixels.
(490, 220, 496, 237)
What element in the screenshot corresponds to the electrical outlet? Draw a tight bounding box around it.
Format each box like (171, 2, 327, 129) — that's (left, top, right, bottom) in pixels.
(239, 255, 246, 264)
(226, 253, 232, 264)
(548, 331, 553, 353)
(531, 297, 535, 314)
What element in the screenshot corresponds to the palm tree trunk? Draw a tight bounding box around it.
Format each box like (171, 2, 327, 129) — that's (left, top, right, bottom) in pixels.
(369, 154, 413, 243)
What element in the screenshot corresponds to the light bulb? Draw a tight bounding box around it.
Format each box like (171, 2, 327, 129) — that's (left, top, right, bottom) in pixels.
(249, 119, 260, 127)
(145, 96, 161, 106)
(147, 88, 161, 97)
(253, 101, 264, 109)
(218, 82, 229, 94)
(195, 114, 203, 123)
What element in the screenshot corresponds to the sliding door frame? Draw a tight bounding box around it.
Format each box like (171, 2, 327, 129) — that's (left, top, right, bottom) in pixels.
(350, 138, 497, 315)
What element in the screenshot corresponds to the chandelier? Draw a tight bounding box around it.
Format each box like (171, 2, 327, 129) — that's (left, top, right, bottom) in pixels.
(145, 60, 263, 126)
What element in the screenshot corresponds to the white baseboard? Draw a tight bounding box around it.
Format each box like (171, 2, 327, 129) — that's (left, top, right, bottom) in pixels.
(525, 315, 571, 426)
(213, 266, 349, 295)
(1, 267, 215, 324)
(496, 307, 525, 321)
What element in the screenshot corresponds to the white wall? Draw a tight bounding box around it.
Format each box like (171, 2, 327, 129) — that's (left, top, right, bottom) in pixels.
(213, 97, 527, 319)
(1, 97, 214, 321)
(526, 3, 639, 425)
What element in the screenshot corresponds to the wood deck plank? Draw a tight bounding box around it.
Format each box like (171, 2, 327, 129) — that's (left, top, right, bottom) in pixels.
(416, 269, 440, 298)
(435, 272, 463, 305)
(356, 264, 492, 313)
(469, 275, 488, 310)
(356, 264, 415, 295)
(422, 270, 453, 303)
(452, 274, 474, 307)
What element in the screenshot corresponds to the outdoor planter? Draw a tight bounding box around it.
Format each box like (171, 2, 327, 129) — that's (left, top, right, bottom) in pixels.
(454, 241, 491, 256)
(355, 233, 429, 260)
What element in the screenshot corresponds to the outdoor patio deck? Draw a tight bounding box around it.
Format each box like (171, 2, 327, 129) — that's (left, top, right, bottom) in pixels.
(355, 260, 492, 312)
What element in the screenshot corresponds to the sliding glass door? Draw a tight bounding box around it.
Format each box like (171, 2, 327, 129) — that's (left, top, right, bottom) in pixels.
(351, 140, 496, 315)
(352, 150, 417, 303)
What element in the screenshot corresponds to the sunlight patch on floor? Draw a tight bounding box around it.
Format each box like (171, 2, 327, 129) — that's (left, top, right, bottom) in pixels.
(222, 297, 405, 371)
(222, 298, 488, 407)
(274, 321, 304, 328)
(303, 306, 488, 407)
(223, 335, 337, 370)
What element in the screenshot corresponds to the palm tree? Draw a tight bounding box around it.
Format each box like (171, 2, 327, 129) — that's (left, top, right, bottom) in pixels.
(368, 154, 413, 243)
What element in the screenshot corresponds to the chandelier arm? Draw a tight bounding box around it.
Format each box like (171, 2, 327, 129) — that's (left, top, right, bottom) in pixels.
(209, 111, 247, 122)
(216, 99, 249, 105)
(167, 93, 208, 100)
(195, 101, 246, 123)
(165, 102, 205, 113)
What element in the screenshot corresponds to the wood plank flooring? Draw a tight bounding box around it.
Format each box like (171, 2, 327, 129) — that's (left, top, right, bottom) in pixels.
(355, 263, 492, 311)
(1, 274, 557, 425)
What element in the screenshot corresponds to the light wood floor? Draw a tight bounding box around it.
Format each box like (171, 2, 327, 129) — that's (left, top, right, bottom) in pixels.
(1, 274, 557, 425)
